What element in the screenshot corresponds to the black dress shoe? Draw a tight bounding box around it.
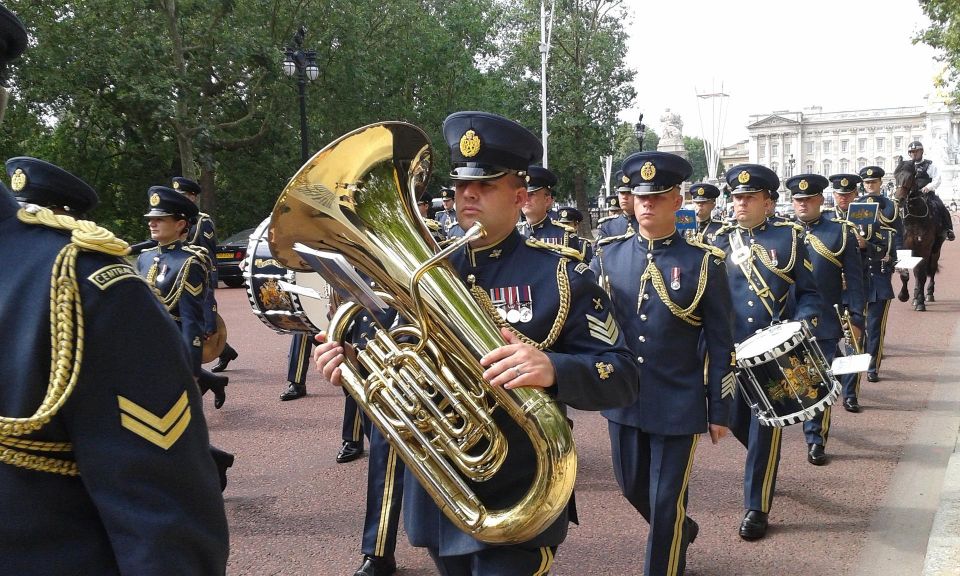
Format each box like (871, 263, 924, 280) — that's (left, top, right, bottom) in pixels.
(211, 344, 238, 373)
(210, 447, 235, 492)
(867, 371, 879, 382)
(739, 510, 768, 540)
(354, 554, 396, 576)
(843, 397, 862, 413)
(198, 370, 228, 409)
(279, 382, 306, 401)
(336, 440, 364, 463)
(685, 516, 699, 545)
(807, 443, 828, 466)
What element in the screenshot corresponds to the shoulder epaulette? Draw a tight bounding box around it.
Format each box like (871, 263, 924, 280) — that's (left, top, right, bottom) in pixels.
(685, 237, 726, 259)
(198, 212, 211, 219)
(551, 219, 577, 233)
(597, 229, 635, 246)
(822, 207, 836, 213)
(525, 237, 584, 260)
(17, 205, 129, 256)
(423, 218, 441, 232)
(714, 223, 736, 236)
(832, 217, 856, 228)
(597, 214, 617, 224)
(774, 220, 805, 232)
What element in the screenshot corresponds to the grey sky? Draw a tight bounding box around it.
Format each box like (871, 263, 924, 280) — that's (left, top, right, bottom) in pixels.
(617, 0, 941, 147)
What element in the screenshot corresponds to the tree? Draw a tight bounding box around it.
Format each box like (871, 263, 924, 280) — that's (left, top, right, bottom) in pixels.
(916, 0, 960, 99)
(683, 136, 707, 182)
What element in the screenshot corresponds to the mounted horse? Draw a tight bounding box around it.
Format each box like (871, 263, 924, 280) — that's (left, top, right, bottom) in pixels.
(894, 159, 944, 311)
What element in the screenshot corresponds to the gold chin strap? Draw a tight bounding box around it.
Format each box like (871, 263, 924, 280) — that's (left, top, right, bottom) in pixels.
(0, 207, 129, 476)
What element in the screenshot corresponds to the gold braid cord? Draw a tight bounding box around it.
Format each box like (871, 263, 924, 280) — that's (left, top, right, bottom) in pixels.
(0, 207, 130, 476)
(148, 255, 202, 312)
(470, 258, 571, 350)
(805, 229, 845, 269)
(639, 255, 709, 327)
(750, 231, 797, 284)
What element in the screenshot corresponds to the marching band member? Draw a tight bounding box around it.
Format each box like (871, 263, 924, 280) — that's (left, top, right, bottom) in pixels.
(788, 174, 865, 465)
(855, 167, 902, 386)
(435, 185, 458, 235)
(592, 151, 735, 575)
(517, 165, 592, 262)
(689, 182, 725, 243)
(7, 156, 98, 219)
(712, 164, 822, 540)
(315, 111, 638, 575)
(596, 171, 637, 241)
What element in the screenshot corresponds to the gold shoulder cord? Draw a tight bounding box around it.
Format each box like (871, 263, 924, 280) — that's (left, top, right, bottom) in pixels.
(469, 258, 571, 350)
(0, 207, 129, 476)
(639, 254, 709, 327)
(805, 228, 846, 268)
(752, 227, 797, 283)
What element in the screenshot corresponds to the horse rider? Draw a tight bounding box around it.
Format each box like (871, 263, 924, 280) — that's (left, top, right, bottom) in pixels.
(689, 182, 725, 243)
(712, 164, 823, 541)
(592, 151, 734, 575)
(907, 140, 954, 241)
(789, 174, 865, 465)
(856, 167, 903, 385)
(315, 110, 639, 575)
(0, 7, 229, 569)
(596, 170, 637, 241)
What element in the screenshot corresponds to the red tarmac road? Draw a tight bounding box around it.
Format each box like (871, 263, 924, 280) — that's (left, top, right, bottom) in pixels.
(210, 241, 960, 575)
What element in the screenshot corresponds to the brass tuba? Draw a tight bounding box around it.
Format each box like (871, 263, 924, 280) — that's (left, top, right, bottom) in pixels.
(268, 122, 576, 544)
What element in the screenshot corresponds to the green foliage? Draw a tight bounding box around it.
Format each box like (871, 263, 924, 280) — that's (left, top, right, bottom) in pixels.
(3, 0, 635, 239)
(683, 136, 707, 182)
(916, 0, 960, 99)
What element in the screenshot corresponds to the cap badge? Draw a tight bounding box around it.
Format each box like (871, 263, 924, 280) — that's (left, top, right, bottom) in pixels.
(621, 174, 630, 184)
(561, 209, 568, 218)
(840, 178, 849, 187)
(738, 170, 750, 184)
(459, 129, 481, 158)
(798, 179, 809, 191)
(10, 168, 26, 192)
(150, 193, 161, 207)
(172, 181, 180, 190)
(640, 161, 656, 181)
(867, 168, 874, 176)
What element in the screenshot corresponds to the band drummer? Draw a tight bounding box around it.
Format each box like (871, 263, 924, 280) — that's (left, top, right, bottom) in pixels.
(712, 164, 822, 540)
(789, 174, 865, 466)
(314, 111, 638, 575)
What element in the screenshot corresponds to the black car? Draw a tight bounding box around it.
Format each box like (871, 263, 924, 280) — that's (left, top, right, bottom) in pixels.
(215, 227, 255, 288)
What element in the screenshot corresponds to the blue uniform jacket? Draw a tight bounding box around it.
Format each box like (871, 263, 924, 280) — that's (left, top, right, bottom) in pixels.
(136, 242, 208, 376)
(592, 230, 735, 434)
(187, 213, 219, 333)
(855, 195, 902, 302)
(518, 216, 593, 263)
(713, 221, 823, 342)
(795, 216, 866, 337)
(436, 208, 458, 237)
(0, 192, 229, 574)
(692, 218, 725, 244)
(596, 213, 635, 241)
(404, 229, 638, 555)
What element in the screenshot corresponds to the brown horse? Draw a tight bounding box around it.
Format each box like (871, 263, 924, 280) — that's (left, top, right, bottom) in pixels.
(894, 159, 944, 311)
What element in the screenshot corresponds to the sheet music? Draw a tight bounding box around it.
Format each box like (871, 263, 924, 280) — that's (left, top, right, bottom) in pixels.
(293, 243, 389, 312)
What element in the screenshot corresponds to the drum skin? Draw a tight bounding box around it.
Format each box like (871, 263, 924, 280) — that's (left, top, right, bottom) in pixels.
(244, 217, 330, 334)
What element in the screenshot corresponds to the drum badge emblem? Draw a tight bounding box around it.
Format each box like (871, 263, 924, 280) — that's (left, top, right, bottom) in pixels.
(259, 279, 293, 309)
(10, 168, 26, 191)
(771, 355, 821, 401)
(459, 129, 481, 158)
(640, 162, 656, 181)
(738, 170, 751, 184)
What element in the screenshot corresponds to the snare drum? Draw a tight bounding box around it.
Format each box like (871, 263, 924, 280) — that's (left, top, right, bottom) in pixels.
(735, 321, 840, 427)
(244, 217, 331, 334)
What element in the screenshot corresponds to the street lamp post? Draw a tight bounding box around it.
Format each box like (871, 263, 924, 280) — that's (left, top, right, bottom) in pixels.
(634, 113, 646, 152)
(282, 26, 319, 164)
(787, 153, 796, 178)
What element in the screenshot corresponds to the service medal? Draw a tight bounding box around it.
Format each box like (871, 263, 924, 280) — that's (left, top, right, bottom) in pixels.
(518, 285, 533, 322)
(671, 267, 680, 291)
(505, 286, 521, 323)
(770, 248, 779, 267)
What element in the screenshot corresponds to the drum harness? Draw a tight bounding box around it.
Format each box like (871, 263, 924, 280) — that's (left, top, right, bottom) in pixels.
(728, 229, 790, 322)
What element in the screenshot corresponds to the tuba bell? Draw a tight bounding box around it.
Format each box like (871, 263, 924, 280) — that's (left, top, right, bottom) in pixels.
(268, 122, 576, 544)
